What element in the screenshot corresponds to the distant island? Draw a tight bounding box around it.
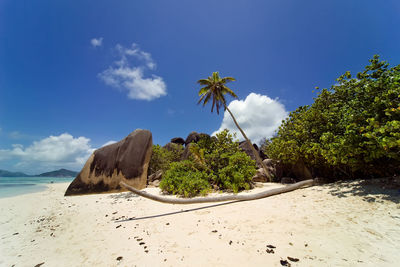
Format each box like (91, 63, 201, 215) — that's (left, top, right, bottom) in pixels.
(37, 169, 78, 178)
(0, 170, 31, 177)
(0, 168, 78, 178)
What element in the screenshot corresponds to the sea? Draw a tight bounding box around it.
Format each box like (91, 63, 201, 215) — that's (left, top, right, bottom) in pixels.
(0, 177, 74, 198)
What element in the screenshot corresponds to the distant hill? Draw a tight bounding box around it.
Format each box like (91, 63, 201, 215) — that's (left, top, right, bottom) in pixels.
(0, 168, 78, 177)
(37, 169, 78, 178)
(0, 169, 32, 177)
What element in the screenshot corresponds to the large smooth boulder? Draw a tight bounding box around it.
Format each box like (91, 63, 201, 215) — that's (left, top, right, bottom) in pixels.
(252, 168, 269, 183)
(281, 160, 313, 181)
(65, 129, 153, 196)
(185, 132, 200, 146)
(163, 142, 183, 151)
(184, 132, 209, 146)
(181, 143, 194, 160)
(290, 160, 313, 180)
(170, 137, 185, 145)
(239, 141, 263, 165)
(263, 159, 283, 180)
(148, 170, 163, 183)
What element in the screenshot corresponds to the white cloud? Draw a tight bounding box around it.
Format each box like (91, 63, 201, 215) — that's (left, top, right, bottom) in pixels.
(91, 37, 103, 47)
(98, 43, 167, 101)
(213, 93, 288, 144)
(0, 133, 95, 172)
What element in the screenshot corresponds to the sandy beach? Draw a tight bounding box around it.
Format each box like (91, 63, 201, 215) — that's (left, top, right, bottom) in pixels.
(1, 181, 399, 267)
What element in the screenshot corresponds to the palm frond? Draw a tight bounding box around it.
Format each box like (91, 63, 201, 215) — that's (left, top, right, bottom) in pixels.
(202, 92, 212, 106)
(222, 86, 238, 98)
(197, 93, 207, 105)
(197, 79, 211, 86)
(198, 86, 210, 96)
(196, 72, 237, 114)
(212, 72, 220, 82)
(221, 77, 236, 83)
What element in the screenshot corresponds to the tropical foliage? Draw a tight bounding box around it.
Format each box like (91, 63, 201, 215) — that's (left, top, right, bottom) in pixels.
(159, 160, 212, 197)
(197, 72, 237, 114)
(159, 130, 257, 197)
(197, 72, 271, 180)
(264, 55, 400, 178)
(190, 129, 256, 192)
(148, 144, 183, 175)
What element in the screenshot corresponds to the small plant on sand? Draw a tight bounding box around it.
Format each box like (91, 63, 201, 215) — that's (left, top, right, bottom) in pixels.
(159, 160, 212, 197)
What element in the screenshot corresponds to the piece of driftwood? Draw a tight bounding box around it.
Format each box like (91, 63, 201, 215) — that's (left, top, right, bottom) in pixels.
(119, 179, 314, 204)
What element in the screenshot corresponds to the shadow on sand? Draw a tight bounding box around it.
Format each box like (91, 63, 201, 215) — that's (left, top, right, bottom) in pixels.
(324, 177, 400, 204)
(115, 200, 242, 222)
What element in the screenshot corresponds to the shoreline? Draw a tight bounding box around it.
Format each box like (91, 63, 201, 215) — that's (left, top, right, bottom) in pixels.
(0, 177, 74, 199)
(1, 181, 399, 266)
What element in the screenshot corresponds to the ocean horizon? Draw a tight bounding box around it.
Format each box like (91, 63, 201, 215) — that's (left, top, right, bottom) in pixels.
(0, 176, 74, 198)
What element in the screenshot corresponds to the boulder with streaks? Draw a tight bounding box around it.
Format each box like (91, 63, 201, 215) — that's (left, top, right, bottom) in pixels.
(65, 129, 152, 196)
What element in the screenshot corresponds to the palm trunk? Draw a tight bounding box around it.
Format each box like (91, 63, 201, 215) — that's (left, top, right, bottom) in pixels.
(120, 180, 314, 204)
(224, 104, 272, 181)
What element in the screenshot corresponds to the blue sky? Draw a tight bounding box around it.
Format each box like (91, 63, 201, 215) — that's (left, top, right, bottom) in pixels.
(1, 0, 399, 174)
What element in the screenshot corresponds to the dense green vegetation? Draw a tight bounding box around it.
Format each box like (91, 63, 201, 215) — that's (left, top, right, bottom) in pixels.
(264, 56, 400, 179)
(159, 160, 212, 197)
(148, 143, 183, 175)
(159, 130, 256, 197)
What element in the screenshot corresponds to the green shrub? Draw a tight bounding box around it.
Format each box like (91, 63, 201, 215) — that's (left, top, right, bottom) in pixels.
(159, 161, 212, 197)
(159, 130, 257, 197)
(265, 55, 400, 178)
(149, 144, 183, 175)
(217, 151, 256, 192)
(191, 129, 256, 192)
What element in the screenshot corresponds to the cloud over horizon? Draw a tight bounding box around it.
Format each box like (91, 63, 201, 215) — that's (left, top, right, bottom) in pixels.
(98, 43, 167, 101)
(213, 93, 288, 144)
(0, 133, 96, 174)
(91, 37, 103, 47)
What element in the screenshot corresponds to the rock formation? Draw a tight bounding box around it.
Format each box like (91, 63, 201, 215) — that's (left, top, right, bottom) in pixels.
(181, 143, 194, 161)
(290, 160, 313, 180)
(163, 142, 183, 151)
(184, 132, 200, 145)
(252, 168, 269, 182)
(184, 132, 210, 146)
(65, 129, 152, 196)
(170, 137, 185, 145)
(263, 159, 283, 179)
(282, 160, 313, 181)
(239, 141, 264, 164)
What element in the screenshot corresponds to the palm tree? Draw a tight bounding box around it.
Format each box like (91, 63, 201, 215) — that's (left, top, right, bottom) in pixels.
(121, 180, 314, 203)
(197, 72, 272, 181)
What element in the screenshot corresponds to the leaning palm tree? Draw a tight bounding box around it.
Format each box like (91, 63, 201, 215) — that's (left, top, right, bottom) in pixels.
(197, 72, 272, 181)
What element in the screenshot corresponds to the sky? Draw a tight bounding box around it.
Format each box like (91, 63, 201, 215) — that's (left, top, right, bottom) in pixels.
(0, 0, 399, 174)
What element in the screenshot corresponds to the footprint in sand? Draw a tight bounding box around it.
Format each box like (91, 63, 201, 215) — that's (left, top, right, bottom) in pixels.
(136, 237, 149, 253)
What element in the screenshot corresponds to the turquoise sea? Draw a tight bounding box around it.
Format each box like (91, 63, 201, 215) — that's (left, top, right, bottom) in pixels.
(0, 177, 74, 198)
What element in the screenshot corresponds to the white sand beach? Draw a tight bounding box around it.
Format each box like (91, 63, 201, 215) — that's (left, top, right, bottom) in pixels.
(1, 181, 399, 267)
